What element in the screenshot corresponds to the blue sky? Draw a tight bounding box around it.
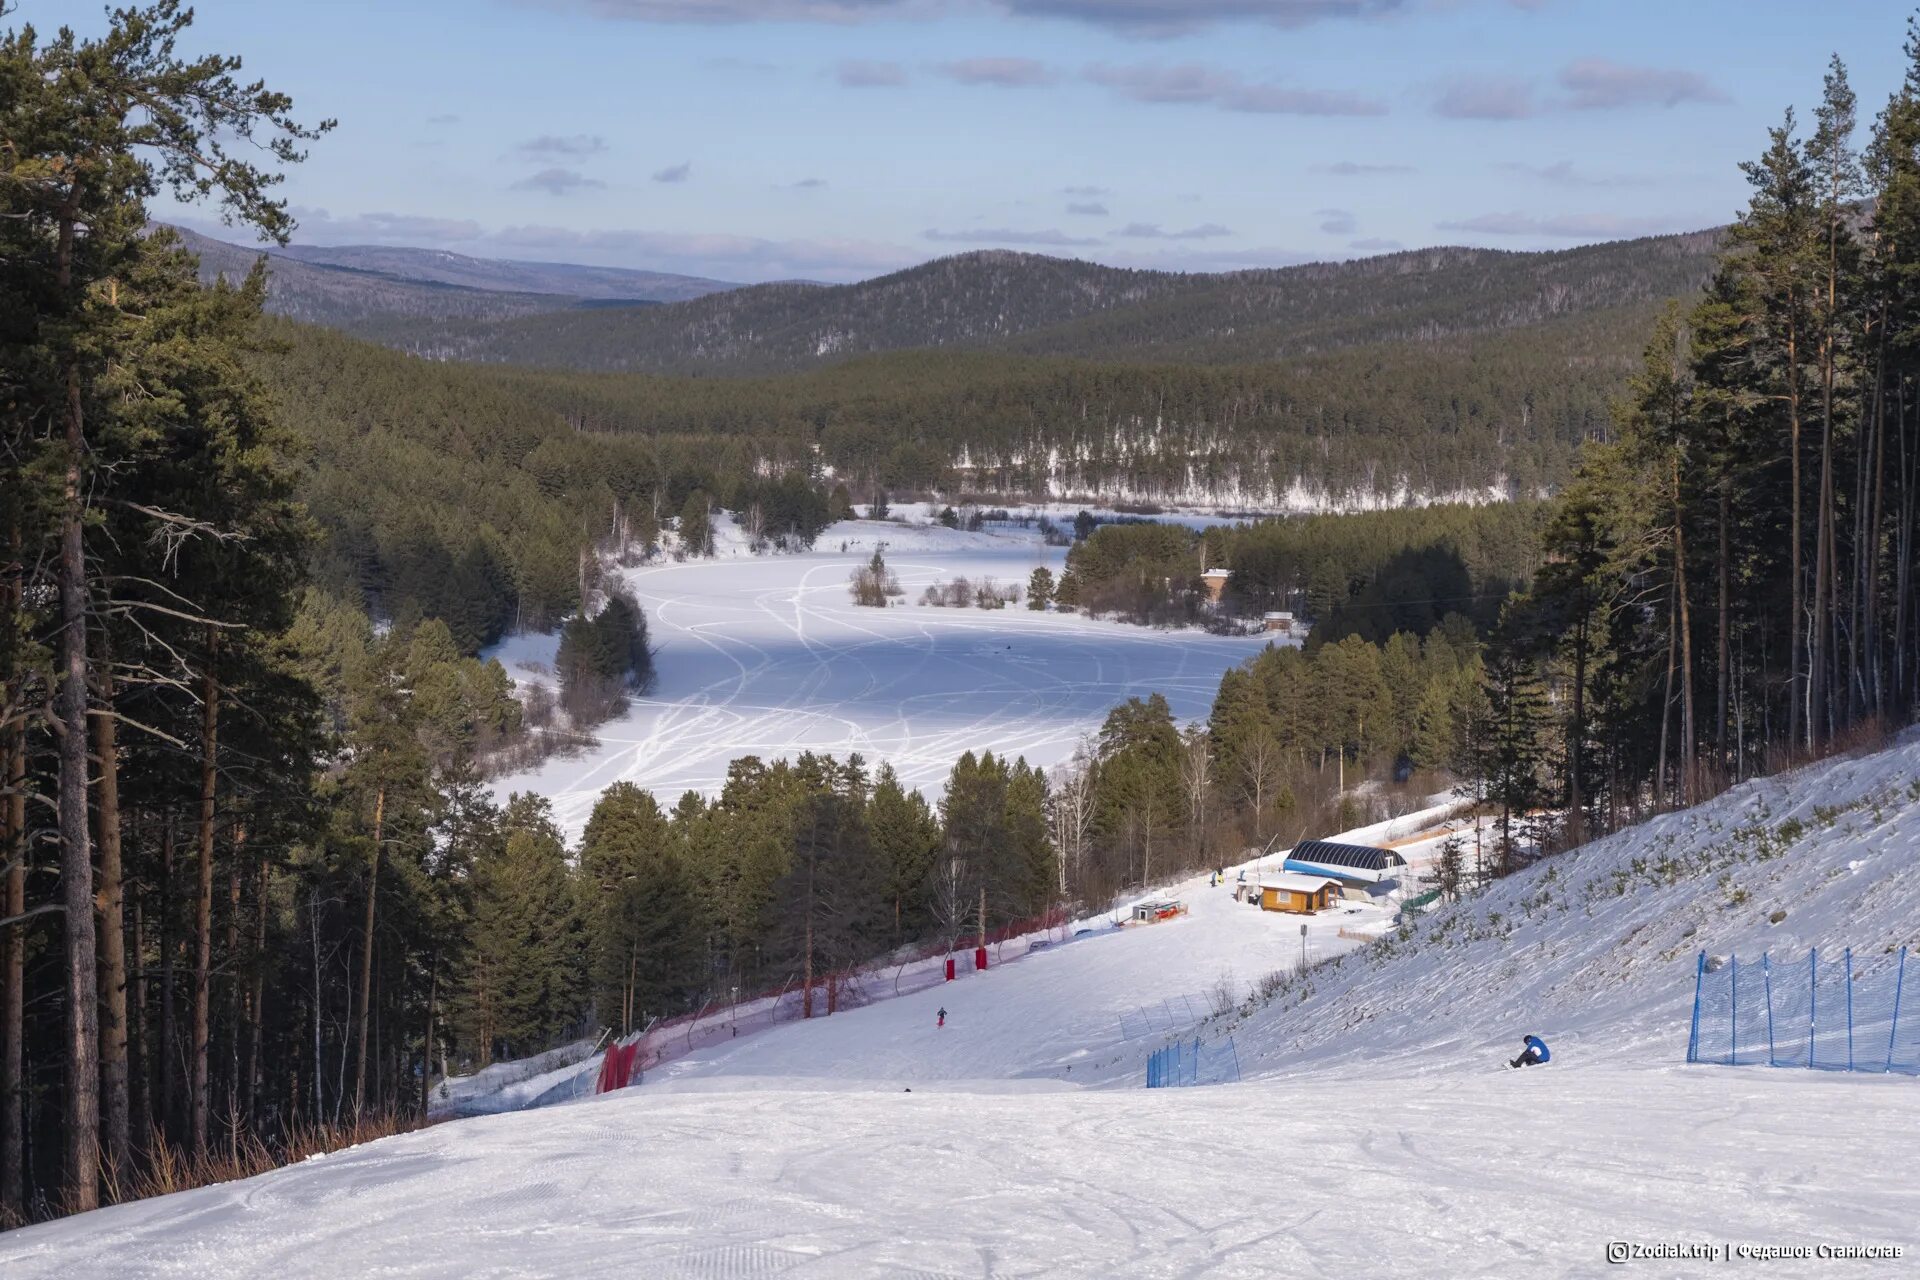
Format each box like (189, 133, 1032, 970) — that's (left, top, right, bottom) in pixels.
(34, 0, 1915, 282)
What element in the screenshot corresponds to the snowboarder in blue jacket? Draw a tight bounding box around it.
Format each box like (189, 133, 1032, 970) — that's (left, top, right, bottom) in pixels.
(1509, 1034, 1550, 1069)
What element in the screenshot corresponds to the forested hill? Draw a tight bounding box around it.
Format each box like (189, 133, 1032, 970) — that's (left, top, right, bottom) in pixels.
(175, 227, 735, 331)
(268, 242, 736, 302)
(365, 229, 1724, 375)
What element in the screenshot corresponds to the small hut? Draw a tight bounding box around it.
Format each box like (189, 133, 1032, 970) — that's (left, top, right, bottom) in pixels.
(1258, 872, 1340, 915)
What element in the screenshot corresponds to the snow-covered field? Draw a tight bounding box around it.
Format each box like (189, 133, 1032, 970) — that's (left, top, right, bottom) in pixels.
(12, 737, 1920, 1277)
(488, 516, 1266, 835)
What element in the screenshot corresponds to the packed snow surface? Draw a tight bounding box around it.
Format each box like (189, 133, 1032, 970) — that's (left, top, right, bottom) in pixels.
(10, 740, 1920, 1277)
(488, 517, 1265, 836)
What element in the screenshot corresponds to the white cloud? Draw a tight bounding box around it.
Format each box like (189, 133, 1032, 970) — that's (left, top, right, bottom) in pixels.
(543, 0, 1403, 37)
(1314, 160, 1412, 176)
(1116, 221, 1233, 240)
(517, 134, 608, 157)
(512, 168, 607, 195)
(1558, 58, 1728, 110)
(836, 58, 908, 87)
(1316, 208, 1356, 234)
(1434, 211, 1692, 238)
(924, 226, 1104, 246)
(1087, 62, 1385, 116)
(938, 57, 1053, 87)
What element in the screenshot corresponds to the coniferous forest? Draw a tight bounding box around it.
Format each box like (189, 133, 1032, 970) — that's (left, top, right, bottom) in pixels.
(4, 0, 1920, 1233)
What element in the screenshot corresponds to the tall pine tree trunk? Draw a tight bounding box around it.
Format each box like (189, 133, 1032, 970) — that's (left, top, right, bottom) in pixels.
(1657, 586, 1678, 808)
(158, 818, 177, 1144)
(422, 955, 438, 1118)
(1673, 459, 1697, 805)
(1864, 332, 1888, 714)
(353, 786, 384, 1118)
(2, 674, 26, 1215)
(1895, 381, 1914, 707)
(245, 856, 268, 1128)
(1787, 316, 1806, 750)
(93, 656, 131, 1177)
(1897, 381, 1915, 707)
(1728, 483, 1743, 771)
(1566, 610, 1582, 852)
(129, 884, 149, 1153)
(191, 641, 220, 1156)
(59, 360, 102, 1212)
(1812, 293, 1836, 748)
(224, 831, 243, 1150)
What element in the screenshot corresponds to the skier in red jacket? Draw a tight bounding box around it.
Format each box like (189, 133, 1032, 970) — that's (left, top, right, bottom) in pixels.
(937, 1007, 947, 1028)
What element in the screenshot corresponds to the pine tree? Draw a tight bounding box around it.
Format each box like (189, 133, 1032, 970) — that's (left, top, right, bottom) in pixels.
(466, 799, 583, 1060)
(867, 764, 940, 940)
(679, 488, 714, 557)
(1026, 566, 1055, 610)
(579, 783, 698, 1033)
(1476, 628, 1555, 876)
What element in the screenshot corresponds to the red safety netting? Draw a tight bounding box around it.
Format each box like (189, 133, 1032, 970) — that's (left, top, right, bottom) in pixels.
(595, 1040, 641, 1093)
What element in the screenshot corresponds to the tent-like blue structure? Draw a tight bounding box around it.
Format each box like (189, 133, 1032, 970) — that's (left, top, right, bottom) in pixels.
(1282, 839, 1406, 886)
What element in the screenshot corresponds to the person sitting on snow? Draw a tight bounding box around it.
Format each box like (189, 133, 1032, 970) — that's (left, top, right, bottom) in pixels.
(1509, 1034, 1550, 1069)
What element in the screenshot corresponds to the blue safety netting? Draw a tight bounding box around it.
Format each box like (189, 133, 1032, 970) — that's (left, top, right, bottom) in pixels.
(1687, 947, 1919, 1075)
(1144, 1036, 1241, 1088)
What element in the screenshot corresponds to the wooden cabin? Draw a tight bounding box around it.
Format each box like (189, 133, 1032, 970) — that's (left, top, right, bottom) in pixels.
(1258, 872, 1340, 915)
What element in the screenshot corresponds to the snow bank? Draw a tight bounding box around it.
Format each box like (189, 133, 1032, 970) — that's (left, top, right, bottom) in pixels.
(1234, 735, 1920, 1078)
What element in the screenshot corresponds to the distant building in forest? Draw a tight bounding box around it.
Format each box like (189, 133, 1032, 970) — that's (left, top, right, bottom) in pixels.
(1201, 568, 1232, 604)
(1262, 611, 1295, 634)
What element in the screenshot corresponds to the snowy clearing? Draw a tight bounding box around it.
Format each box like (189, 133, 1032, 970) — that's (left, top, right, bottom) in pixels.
(6, 1067, 1907, 1279)
(10, 739, 1920, 1277)
(487, 516, 1266, 836)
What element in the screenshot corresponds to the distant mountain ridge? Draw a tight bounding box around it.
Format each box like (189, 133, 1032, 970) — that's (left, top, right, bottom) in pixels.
(169, 226, 739, 332)
(268, 242, 737, 302)
(175, 224, 1725, 379)
(361, 231, 1725, 375)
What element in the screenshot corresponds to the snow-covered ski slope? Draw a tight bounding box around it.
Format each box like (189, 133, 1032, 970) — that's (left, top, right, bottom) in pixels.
(9, 741, 1919, 1278)
(486, 516, 1265, 836)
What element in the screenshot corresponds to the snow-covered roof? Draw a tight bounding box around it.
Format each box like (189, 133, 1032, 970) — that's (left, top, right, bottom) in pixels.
(1201, 568, 1232, 579)
(1258, 872, 1340, 893)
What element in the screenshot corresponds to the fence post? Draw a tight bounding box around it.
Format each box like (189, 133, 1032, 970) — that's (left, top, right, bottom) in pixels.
(1888, 947, 1907, 1074)
(1729, 955, 1738, 1066)
(1808, 947, 1817, 1069)
(1686, 951, 1705, 1064)
(1227, 1037, 1242, 1084)
(1845, 947, 1855, 1072)
(1762, 953, 1776, 1066)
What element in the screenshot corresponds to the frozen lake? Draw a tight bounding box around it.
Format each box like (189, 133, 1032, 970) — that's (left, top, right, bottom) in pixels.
(487, 517, 1268, 835)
